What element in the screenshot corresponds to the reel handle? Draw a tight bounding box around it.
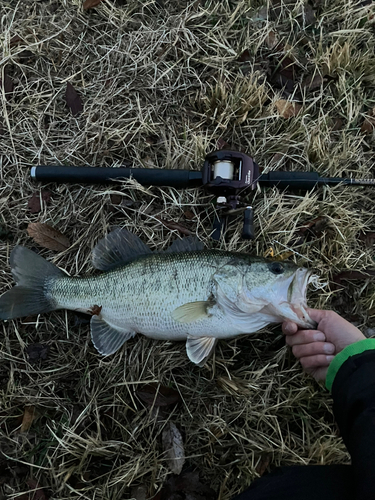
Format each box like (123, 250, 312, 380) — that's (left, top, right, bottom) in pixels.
(242, 206, 255, 240)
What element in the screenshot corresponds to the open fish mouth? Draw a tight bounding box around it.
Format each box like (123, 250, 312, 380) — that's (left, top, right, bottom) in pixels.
(244, 266, 318, 330)
(285, 268, 317, 328)
(287, 268, 312, 303)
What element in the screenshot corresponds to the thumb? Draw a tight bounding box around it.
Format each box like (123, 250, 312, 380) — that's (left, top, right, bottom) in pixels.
(306, 308, 327, 324)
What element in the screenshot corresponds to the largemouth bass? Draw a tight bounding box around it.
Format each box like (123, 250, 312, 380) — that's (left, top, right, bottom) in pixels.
(0, 228, 316, 365)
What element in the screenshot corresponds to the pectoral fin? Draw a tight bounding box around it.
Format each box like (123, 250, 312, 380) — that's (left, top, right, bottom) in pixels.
(186, 336, 217, 366)
(90, 315, 136, 355)
(171, 301, 210, 323)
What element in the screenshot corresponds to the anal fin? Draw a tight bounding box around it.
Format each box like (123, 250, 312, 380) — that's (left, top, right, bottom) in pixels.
(90, 315, 135, 356)
(186, 336, 217, 366)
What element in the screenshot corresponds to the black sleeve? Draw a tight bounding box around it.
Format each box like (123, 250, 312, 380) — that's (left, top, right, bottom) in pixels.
(332, 350, 375, 499)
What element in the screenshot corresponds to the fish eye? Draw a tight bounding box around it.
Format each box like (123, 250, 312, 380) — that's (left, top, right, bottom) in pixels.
(269, 262, 284, 275)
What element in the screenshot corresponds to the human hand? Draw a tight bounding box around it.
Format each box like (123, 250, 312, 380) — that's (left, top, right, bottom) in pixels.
(282, 308, 366, 381)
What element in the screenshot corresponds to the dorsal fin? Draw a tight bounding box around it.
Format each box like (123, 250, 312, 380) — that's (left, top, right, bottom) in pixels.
(166, 236, 204, 253)
(92, 228, 152, 271)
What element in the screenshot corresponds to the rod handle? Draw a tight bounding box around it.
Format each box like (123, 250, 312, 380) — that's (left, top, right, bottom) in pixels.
(31, 166, 202, 188)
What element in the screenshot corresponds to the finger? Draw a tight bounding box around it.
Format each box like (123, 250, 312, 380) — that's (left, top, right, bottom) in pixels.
(306, 308, 330, 324)
(285, 329, 326, 346)
(300, 354, 335, 369)
(292, 342, 335, 359)
(304, 366, 328, 382)
(282, 321, 298, 335)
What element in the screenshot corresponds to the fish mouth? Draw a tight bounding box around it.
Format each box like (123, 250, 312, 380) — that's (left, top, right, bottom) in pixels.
(284, 268, 317, 329)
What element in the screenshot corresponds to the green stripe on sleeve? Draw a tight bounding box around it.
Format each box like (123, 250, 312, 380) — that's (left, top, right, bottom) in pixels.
(326, 338, 375, 392)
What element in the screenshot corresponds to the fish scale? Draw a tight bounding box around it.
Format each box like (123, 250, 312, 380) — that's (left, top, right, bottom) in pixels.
(48, 251, 237, 341)
(0, 229, 316, 365)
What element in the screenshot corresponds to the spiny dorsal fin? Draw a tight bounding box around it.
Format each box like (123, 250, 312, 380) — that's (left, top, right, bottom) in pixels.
(165, 236, 204, 253)
(186, 336, 217, 366)
(92, 228, 152, 271)
(90, 315, 136, 355)
(171, 301, 210, 323)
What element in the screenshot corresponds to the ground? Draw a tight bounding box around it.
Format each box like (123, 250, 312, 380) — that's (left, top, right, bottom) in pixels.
(0, 0, 375, 498)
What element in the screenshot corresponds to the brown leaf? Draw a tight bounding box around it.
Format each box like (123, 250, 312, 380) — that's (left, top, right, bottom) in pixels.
(0, 71, 14, 102)
(358, 231, 375, 247)
(331, 269, 375, 291)
(10, 35, 23, 46)
(303, 73, 325, 90)
(331, 117, 344, 131)
(27, 222, 71, 252)
(157, 218, 193, 236)
(275, 99, 302, 118)
(237, 49, 251, 62)
(333, 270, 375, 280)
(66, 82, 83, 117)
(4, 73, 14, 95)
(270, 56, 299, 96)
(361, 116, 375, 134)
(83, 0, 103, 10)
(17, 50, 35, 64)
(26, 479, 47, 500)
(136, 383, 181, 407)
(183, 210, 195, 220)
(162, 422, 185, 475)
(151, 492, 162, 500)
(298, 216, 326, 234)
(277, 59, 296, 85)
(255, 453, 271, 476)
(216, 138, 231, 150)
(13, 494, 29, 500)
(110, 193, 122, 205)
(294, 216, 329, 246)
(27, 191, 51, 213)
(20, 406, 36, 433)
(25, 344, 49, 364)
(265, 30, 279, 49)
(145, 135, 159, 145)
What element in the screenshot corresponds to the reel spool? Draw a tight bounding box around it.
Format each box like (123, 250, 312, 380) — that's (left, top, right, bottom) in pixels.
(213, 160, 235, 181)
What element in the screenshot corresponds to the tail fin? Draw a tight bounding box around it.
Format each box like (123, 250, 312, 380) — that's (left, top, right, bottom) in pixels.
(0, 246, 64, 320)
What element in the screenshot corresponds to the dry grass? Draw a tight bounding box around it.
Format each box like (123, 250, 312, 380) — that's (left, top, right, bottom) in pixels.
(1, 0, 375, 498)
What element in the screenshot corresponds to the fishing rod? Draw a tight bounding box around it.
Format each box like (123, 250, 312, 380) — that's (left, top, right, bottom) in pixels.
(30, 150, 375, 240)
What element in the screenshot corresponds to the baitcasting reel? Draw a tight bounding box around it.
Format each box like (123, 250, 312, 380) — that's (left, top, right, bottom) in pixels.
(202, 150, 260, 240)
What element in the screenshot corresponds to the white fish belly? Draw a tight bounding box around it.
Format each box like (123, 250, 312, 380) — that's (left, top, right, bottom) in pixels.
(98, 277, 243, 341)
